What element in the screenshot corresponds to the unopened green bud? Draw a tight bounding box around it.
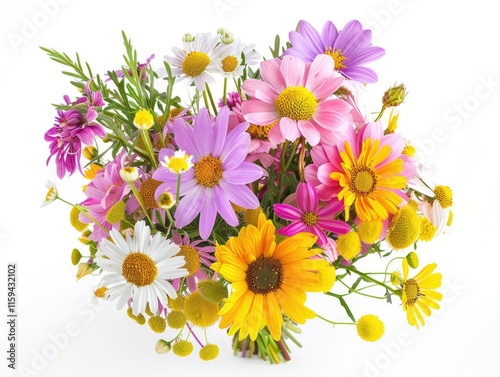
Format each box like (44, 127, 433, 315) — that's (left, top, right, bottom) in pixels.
(71, 248, 82, 266)
(382, 83, 407, 108)
(220, 31, 234, 44)
(406, 252, 419, 269)
(182, 33, 194, 42)
(155, 339, 171, 354)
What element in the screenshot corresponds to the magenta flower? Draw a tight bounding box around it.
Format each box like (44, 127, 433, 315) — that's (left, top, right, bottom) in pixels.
(80, 151, 136, 242)
(106, 54, 155, 81)
(45, 83, 106, 178)
(241, 54, 351, 146)
(153, 106, 263, 240)
(274, 182, 350, 245)
(284, 20, 385, 84)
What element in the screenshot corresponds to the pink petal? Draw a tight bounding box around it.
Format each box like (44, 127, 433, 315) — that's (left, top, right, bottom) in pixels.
(296, 182, 318, 213)
(279, 117, 300, 142)
(297, 120, 320, 146)
(281, 55, 306, 87)
(259, 58, 286, 92)
(273, 204, 303, 221)
(242, 100, 279, 125)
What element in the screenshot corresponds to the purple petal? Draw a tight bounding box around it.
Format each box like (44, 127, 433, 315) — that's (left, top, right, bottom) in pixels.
(219, 180, 259, 209)
(199, 189, 217, 240)
(212, 106, 229, 156)
(223, 163, 263, 185)
(193, 108, 213, 156)
(214, 185, 239, 226)
(174, 186, 205, 228)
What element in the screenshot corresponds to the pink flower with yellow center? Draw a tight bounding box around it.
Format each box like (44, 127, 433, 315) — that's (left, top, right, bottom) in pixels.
(304, 122, 414, 222)
(241, 55, 351, 147)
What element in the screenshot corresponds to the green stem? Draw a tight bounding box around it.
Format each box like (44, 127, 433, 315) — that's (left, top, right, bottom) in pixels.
(140, 129, 157, 169)
(129, 182, 153, 226)
(374, 106, 386, 122)
(223, 77, 228, 106)
(316, 314, 355, 326)
(205, 83, 218, 115)
(344, 266, 397, 294)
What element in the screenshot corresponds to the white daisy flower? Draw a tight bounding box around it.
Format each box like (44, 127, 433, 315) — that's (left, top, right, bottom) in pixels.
(94, 221, 187, 316)
(163, 32, 220, 91)
(41, 180, 58, 207)
(408, 164, 453, 236)
(213, 38, 261, 78)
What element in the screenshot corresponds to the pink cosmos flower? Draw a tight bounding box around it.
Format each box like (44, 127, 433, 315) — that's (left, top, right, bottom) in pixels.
(153, 106, 263, 240)
(80, 151, 137, 242)
(274, 182, 350, 245)
(284, 20, 385, 83)
(170, 230, 215, 293)
(241, 54, 352, 147)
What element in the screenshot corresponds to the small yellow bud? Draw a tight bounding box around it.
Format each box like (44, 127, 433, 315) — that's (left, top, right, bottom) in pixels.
(76, 263, 93, 280)
(82, 145, 98, 160)
(120, 167, 139, 182)
(356, 314, 385, 342)
(133, 109, 154, 130)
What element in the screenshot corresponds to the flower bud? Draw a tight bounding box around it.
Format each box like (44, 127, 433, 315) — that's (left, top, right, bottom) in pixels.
(155, 339, 171, 354)
(120, 167, 139, 182)
(71, 248, 82, 266)
(82, 145, 98, 160)
(76, 262, 93, 280)
(220, 31, 234, 44)
(405, 252, 419, 269)
(382, 83, 407, 108)
(182, 33, 194, 42)
(133, 109, 154, 130)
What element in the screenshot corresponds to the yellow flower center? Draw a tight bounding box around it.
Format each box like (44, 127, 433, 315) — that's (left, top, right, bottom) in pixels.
(166, 310, 187, 329)
(274, 86, 318, 121)
(195, 156, 224, 188)
(325, 47, 347, 70)
(70, 206, 87, 232)
(358, 220, 383, 244)
(302, 212, 319, 226)
(167, 156, 191, 173)
(247, 121, 278, 140)
(45, 186, 57, 202)
(148, 315, 167, 333)
(351, 168, 377, 195)
(168, 295, 185, 311)
(419, 216, 437, 242)
(182, 51, 210, 77)
(140, 178, 162, 209)
(105, 200, 126, 224)
(404, 278, 420, 306)
(199, 344, 220, 361)
(434, 185, 453, 208)
(122, 252, 158, 287)
(172, 340, 194, 357)
(93, 287, 108, 298)
(336, 231, 361, 260)
(183, 291, 220, 327)
(386, 205, 420, 250)
(134, 109, 154, 130)
(157, 191, 175, 209)
(246, 256, 284, 295)
(356, 314, 385, 342)
(177, 245, 200, 276)
(221, 55, 238, 73)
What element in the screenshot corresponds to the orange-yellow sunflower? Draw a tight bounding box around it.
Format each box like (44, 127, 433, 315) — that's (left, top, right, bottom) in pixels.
(211, 213, 335, 341)
(400, 259, 443, 328)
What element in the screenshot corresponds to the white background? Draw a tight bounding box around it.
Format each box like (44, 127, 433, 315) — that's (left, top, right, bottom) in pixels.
(0, 0, 499, 376)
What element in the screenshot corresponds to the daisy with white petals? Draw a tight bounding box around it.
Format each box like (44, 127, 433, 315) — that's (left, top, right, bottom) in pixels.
(163, 33, 220, 91)
(94, 221, 188, 316)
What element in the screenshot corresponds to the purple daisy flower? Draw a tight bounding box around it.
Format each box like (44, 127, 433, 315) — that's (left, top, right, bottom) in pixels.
(273, 182, 350, 245)
(283, 20, 385, 83)
(153, 106, 263, 240)
(45, 83, 106, 178)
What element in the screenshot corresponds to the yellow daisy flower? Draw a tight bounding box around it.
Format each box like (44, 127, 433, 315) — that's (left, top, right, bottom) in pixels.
(211, 213, 335, 341)
(401, 259, 442, 328)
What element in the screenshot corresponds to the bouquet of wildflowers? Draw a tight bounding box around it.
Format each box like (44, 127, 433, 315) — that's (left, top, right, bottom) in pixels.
(42, 19, 453, 363)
